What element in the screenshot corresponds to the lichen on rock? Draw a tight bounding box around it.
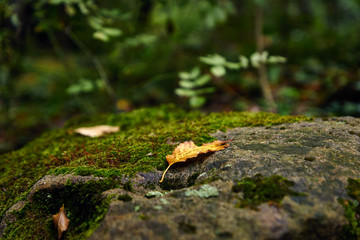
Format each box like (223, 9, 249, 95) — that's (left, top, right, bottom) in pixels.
(185, 184, 219, 198)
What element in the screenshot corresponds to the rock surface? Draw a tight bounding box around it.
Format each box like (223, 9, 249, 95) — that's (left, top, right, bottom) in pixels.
(2, 117, 360, 239)
(88, 117, 360, 240)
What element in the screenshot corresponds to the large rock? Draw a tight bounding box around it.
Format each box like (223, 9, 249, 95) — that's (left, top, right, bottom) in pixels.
(2, 116, 360, 239)
(88, 117, 360, 240)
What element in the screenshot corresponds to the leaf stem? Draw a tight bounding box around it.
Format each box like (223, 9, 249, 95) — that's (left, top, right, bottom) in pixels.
(159, 164, 173, 183)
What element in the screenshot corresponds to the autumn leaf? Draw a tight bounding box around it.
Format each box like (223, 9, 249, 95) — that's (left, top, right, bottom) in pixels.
(52, 205, 70, 240)
(74, 125, 119, 137)
(160, 140, 232, 182)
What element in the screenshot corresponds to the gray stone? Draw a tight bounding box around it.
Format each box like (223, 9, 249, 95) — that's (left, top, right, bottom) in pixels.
(90, 117, 360, 240)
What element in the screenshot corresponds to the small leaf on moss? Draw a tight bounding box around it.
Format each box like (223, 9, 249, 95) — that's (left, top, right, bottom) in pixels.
(52, 205, 70, 240)
(160, 140, 231, 182)
(74, 125, 119, 137)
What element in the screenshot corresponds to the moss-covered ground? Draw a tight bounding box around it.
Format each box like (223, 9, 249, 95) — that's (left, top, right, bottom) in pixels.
(338, 178, 360, 239)
(0, 104, 311, 239)
(2, 180, 115, 240)
(232, 174, 303, 209)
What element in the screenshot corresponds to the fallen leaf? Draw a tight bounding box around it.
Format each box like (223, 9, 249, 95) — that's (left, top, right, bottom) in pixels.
(160, 140, 231, 182)
(52, 205, 70, 239)
(74, 125, 119, 137)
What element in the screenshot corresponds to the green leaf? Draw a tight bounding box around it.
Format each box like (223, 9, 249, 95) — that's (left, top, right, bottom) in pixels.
(176, 87, 214, 97)
(250, 51, 268, 68)
(95, 79, 105, 89)
(178, 72, 191, 80)
(224, 61, 241, 70)
(66, 84, 82, 95)
(124, 34, 157, 47)
(88, 17, 103, 30)
(199, 54, 226, 66)
(190, 96, 206, 108)
(93, 31, 109, 42)
(66, 79, 94, 95)
(194, 74, 211, 86)
(211, 65, 226, 77)
(178, 67, 200, 80)
(179, 80, 196, 89)
(10, 14, 20, 27)
(102, 28, 122, 37)
(178, 73, 211, 89)
(190, 67, 201, 78)
(78, 2, 89, 15)
(196, 87, 215, 95)
(65, 4, 76, 16)
(81, 79, 93, 92)
(239, 55, 249, 68)
(175, 88, 197, 97)
(267, 56, 287, 64)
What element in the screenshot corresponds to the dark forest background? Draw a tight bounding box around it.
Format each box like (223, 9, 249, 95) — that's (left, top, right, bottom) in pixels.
(1, 0, 360, 153)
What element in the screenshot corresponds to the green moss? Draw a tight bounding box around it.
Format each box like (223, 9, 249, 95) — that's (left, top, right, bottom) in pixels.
(0, 104, 311, 236)
(338, 178, 360, 239)
(232, 174, 303, 209)
(122, 181, 133, 192)
(198, 175, 221, 185)
(178, 221, 197, 234)
(118, 194, 132, 202)
(138, 213, 150, 220)
(48, 166, 124, 177)
(1, 180, 116, 240)
(187, 173, 200, 187)
(197, 167, 221, 185)
(160, 177, 187, 191)
(146, 183, 156, 190)
(347, 179, 360, 200)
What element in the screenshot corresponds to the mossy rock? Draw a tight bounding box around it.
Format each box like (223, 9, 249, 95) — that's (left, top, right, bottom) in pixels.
(3, 105, 360, 239)
(232, 174, 304, 209)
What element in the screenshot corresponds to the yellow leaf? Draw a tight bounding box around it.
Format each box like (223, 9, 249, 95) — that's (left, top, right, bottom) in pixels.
(160, 140, 232, 182)
(74, 125, 119, 137)
(52, 205, 70, 240)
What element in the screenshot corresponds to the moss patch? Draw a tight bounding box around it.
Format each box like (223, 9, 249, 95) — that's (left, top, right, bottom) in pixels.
(338, 178, 360, 239)
(0, 104, 311, 227)
(232, 174, 303, 209)
(1, 180, 116, 240)
(118, 194, 132, 202)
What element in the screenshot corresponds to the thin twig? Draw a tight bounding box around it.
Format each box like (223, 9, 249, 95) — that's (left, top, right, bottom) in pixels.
(255, 4, 276, 111)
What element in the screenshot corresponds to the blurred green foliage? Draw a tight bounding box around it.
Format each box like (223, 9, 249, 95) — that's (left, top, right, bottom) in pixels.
(1, 0, 360, 153)
(176, 52, 286, 108)
(176, 67, 214, 108)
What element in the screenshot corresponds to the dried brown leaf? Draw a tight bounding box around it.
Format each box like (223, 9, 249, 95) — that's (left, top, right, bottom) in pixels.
(74, 125, 119, 137)
(52, 205, 70, 239)
(160, 140, 232, 182)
